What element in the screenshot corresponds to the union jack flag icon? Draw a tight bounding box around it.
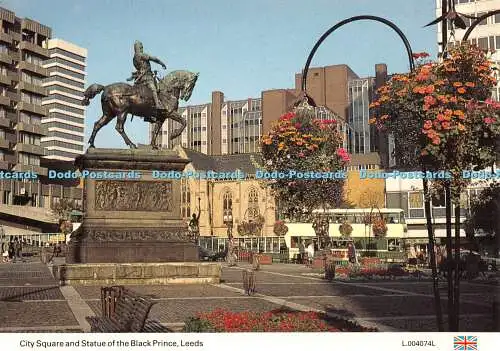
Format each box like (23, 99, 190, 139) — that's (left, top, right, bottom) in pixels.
(454, 336, 478, 351)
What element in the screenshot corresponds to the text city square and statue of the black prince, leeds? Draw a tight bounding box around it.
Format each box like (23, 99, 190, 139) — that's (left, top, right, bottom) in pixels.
(82, 40, 199, 149)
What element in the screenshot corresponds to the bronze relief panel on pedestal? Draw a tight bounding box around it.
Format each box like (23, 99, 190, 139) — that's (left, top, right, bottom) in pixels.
(94, 180, 173, 212)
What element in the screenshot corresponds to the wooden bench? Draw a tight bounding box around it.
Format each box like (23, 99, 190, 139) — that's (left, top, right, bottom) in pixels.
(86, 286, 156, 332)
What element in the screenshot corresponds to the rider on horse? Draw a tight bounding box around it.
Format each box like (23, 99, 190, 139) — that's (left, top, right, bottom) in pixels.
(127, 40, 167, 122)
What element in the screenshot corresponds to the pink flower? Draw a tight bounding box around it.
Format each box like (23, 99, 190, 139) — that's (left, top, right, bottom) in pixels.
(484, 117, 496, 124)
(336, 148, 350, 162)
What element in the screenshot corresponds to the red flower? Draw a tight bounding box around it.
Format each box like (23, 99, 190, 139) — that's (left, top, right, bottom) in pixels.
(280, 112, 295, 121)
(294, 122, 301, 129)
(412, 52, 430, 59)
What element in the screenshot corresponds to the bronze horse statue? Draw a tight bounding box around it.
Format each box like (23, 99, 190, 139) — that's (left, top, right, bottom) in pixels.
(82, 70, 198, 149)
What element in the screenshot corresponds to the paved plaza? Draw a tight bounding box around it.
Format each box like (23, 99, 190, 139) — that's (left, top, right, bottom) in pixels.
(0, 259, 498, 332)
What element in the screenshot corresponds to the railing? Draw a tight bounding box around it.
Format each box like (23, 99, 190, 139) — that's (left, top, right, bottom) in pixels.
(1, 232, 65, 248)
(198, 236, 286, 254)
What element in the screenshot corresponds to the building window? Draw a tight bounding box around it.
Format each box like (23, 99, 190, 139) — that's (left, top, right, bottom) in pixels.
(223, 191, 232, 218)
(478, 37, 488, 51)
(3, 190, 11, 205)
(409, 191, 423, 209)
(432, 191, 445, 207)
(247, 188, 259, 219)
(23, 52, 43, 66)
(18, 152, 40, 166)
(408, 191, 424, 218)
(19, 132, 41, 146)
(477, 12, 487, 26)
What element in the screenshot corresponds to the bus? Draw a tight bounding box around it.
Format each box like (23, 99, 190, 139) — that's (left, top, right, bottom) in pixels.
(284, 208, 408, 263)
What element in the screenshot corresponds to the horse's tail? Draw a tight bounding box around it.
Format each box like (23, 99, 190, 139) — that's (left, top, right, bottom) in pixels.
(82, 84, 105, 106)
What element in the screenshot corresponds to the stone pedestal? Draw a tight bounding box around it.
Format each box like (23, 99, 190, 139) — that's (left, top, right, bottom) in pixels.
(52, 262, 221, 285)
(67, 148, 198, 263)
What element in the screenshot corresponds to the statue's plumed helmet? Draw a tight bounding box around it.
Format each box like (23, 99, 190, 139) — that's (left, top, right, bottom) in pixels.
(134, 41, 143, 52)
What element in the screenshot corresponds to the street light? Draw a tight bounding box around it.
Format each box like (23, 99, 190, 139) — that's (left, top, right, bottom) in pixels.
(223, 210, 233, 240)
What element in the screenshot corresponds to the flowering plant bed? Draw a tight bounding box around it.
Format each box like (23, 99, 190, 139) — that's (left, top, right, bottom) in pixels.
(183, 309, 377, 332)
(334, 264, 427, 280)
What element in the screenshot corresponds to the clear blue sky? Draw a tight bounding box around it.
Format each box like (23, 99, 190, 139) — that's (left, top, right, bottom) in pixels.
(2, 0, 438, 148)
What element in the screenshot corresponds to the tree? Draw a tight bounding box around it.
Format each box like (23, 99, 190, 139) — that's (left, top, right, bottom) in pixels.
(466, 182, 500, 245)
(260, 108, 349, 221)
(51, 199, 80, 242)
(260, 105, 349, 248)
(370, 44, 500, 331)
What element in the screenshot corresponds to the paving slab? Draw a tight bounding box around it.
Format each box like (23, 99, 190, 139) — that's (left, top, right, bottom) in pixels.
(76, 283, 240, 300)
(0, 301, 79, 328)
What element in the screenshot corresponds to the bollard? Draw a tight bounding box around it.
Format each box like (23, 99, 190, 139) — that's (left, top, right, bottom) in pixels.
(325, 260, 335, 281)
(242, 270, 256, 295)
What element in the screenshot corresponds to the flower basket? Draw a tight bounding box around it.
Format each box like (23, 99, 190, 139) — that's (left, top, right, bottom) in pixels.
(372, 217, 387, 237)
(237, 215, 265, 236)
(339, 222, 353, 237)
(273, 221, 288, 236)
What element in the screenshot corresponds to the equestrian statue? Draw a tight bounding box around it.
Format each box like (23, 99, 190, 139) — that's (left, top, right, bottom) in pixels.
(82, 40, 198, 149)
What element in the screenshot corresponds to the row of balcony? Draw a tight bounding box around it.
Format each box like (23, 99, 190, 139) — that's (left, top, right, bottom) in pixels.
(18, 41, 49, 59)
(0, 96, 48, 116)
(17, 81, 48, 96)
(0, 31, 20, 45)
(0, 57, 49, 76)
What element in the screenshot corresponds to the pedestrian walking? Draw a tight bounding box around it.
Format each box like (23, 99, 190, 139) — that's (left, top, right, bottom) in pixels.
(298, 240, 305, 264)
(306, 241, 315, 266)
(8, 239, 14, 262)
(14, 238, 22, 261)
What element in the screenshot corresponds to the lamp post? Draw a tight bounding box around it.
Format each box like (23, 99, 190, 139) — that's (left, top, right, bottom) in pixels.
(223, 209, 233, 240)
(297, 14, 448, 331)
(224, 209, 235, 265)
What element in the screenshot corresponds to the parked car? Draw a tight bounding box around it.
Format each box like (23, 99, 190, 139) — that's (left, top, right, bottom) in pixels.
(198, 246, 226, 261)
(481, 256, 499, 271)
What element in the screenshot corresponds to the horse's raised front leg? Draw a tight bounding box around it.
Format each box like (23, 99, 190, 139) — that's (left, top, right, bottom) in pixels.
(115, 112, 137, 149)
(88, 114, 114, 148)
(168, 111, 186, 140)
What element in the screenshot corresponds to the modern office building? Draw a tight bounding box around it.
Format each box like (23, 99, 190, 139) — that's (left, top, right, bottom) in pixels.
(0, 7, 50, 177)
(347, 78, 378, 154)
(155, 63, 389, 165)
(436, 0, 500, 91)
(41, 39, 87, 161)
(435, 0, 500, 161)
(0, 7, 82, 236)
(157, 94, 263, 155)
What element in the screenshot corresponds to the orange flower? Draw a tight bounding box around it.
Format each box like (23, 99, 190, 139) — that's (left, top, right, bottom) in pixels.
(425, 85, 435, 94)
(424, 95, 436, 106)
(465, 82, 475, 87)
(441, 121, 451, 129)
(437, 114, 446, 122)
(453, 82, 463, 87)
(457, 87, 466, 94)
(432, 137, 441, 145)
(444, 109, 453, 116)
(457, 123, 466, 131)
(424, 120, 432, 129)
(453, 110, 465, 117)
(368, 118, 376, 124)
